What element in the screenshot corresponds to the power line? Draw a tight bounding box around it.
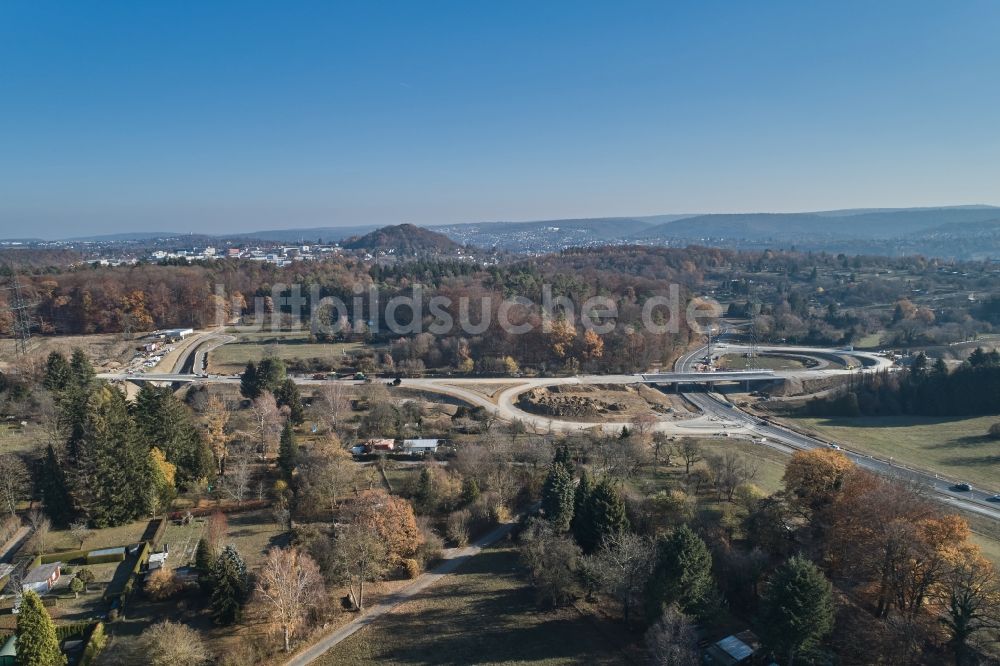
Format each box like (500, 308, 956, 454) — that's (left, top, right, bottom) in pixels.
(1, 275, 38, 357)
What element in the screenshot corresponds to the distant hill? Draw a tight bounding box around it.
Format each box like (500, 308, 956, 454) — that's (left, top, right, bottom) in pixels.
(341, 224, 463, 254)
(236, 225, 379, 243)
(432, 215, 678, 252)
(67, 231, 187, 242)
(640, 206, 1000, 241)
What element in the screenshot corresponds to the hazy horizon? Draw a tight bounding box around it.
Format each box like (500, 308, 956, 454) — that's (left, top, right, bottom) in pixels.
(3, 2, 1000, 239)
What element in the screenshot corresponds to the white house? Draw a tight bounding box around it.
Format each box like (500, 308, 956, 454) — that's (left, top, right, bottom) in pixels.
(22, 563, 61, 594)
(402, 438, 440, 455)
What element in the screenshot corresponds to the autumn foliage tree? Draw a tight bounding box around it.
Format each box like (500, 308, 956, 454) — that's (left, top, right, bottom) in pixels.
(352, 489, 422, 563)
(256, 547, 326, 652)
(782, 448, 854, 519)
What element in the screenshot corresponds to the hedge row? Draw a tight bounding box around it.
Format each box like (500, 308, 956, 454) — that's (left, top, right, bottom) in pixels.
(167, 499, 269, 521)
(39, 549, 89, 565)
(85, 552, 125, 565)
(140, 517, 168, 548)
(79, 622, 106, 666)
(55, 620, 92, 641)
(103, 542, 149, 604)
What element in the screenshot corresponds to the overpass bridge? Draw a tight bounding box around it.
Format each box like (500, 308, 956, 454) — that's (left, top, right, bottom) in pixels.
(639, 370, 779, 385)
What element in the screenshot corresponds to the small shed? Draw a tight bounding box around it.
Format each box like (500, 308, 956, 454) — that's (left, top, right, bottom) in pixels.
(148, 552, 169, 571)
(365, 438, 395, 452)
(704, 630, 759, 665)
(0, 634, 16, 666)
(22, 562, 61, 594)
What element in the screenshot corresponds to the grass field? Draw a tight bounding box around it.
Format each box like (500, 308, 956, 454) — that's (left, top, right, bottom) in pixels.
(313, 546, 629, 666)
(785, 415, 1000, 492)
(719, 354, 806, 371)
(971, 533, 1000, 568)
(223, 509, 291, 567)
(0, 333, 134, 372)
(207, 329, 363, 373)
(0, 422, 43, 455)
(632, 438, 787, 499)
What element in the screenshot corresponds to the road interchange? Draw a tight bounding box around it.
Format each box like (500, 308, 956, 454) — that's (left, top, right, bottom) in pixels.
(98, 329, 1000, 522)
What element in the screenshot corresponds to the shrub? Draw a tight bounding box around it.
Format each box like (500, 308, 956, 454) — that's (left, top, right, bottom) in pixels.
(414, 518, 444, 568)
(446, 510, 471, 547)
(145, 568, 181, 601)
(403, 559, 421, 579)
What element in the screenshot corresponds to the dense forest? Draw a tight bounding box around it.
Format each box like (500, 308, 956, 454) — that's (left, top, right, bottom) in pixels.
(4, 245, 1000, 375)
(806, 348, 1000, 417)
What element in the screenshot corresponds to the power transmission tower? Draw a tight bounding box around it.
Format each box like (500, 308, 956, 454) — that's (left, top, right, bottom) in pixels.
(2, 275, 37, 358)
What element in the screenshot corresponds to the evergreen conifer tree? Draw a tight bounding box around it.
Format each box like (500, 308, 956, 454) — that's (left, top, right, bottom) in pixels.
(42, 352, 71, 393)
(240, 360, 259, 399)
(541, 464, 575, 531)
(761, 555, 835, 666)
(275, 378, 305, 425)
(16, 589, 66, 666)
(644, 524, 715, 621)
(210, 545, 249, 625)
(277, 422, 298, 479)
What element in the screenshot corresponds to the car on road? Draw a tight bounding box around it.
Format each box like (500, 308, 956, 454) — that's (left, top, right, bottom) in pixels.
(987, 495, 1000, 502)
(951, 483, 972, 492)
(828, 443, 841, 450)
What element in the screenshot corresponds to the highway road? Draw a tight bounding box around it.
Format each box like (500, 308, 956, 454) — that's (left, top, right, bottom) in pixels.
(674, 337, 1000, 522)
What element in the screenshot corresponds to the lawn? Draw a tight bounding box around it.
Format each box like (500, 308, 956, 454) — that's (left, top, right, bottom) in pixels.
(785, 415, 1000, 492)
(314, 546, 629, 666)
(223, 509, 290, 568)
(46, 519, 149, 553)
(207, 329, 363, 373)
(971, 532, 1000, 568)
(0, 422, 43, 456)
(719, 354, 806, 372)
(631, 438, 788, 500)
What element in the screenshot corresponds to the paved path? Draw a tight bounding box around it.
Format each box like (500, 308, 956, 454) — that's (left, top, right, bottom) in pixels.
(285, 519, 519, 666)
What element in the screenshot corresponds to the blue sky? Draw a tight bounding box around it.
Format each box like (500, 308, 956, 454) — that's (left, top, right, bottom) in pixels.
(2, 1, 999, 239)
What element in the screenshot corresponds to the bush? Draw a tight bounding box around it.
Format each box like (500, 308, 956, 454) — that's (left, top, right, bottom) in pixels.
(446, 510, 471, 547)
(145, 568, 181, 601)
(414, 517, 444, 568)
(403, 559, 421, 579)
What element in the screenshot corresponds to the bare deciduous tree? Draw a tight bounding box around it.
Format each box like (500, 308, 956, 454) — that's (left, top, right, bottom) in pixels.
(70, 520, 93, 549)
(223, 441, 254, 504)
(256, 547, 326, 653)
(677, 438, 702, 475)
(332, 523, 389, 612)
(249, 392, 284, 459)
(706, 450, 759, 502)
(586, 531, 654, 626)
(26, 513, 52, 555)
(297, 446, 356, 521)
(645, 604, 700, 665)
(316, 383, 350, 434)
(0, 454, 30, 516)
